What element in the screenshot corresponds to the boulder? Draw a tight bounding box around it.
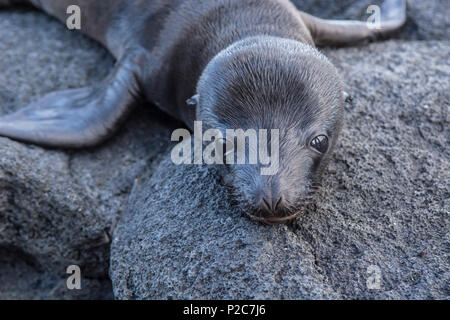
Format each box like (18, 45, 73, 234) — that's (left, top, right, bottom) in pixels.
(110, 40, 449, 299)
(0, 9, 176, 299)
(290, 0, 450, 41)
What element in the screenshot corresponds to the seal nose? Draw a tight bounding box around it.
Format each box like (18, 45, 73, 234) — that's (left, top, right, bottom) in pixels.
(250, 193, 300, 224)
(260, 195, 285, 215)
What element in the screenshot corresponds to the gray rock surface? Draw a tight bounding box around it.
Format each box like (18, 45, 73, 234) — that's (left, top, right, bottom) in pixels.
(111, 40, 449, 299)
(0, 9, 176, 299)
(0, 1, 448, 299)
(111, 161, 341, 299)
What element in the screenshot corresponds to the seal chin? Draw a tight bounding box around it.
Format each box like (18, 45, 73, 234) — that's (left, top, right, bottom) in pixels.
(246, 209, 304, 225)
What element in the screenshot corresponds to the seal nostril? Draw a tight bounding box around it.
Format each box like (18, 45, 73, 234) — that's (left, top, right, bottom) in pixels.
(275, 196, 284, 211)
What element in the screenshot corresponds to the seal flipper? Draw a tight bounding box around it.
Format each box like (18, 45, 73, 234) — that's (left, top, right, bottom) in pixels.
(0, 52, 144, 148)
(300, 0, 407, 46)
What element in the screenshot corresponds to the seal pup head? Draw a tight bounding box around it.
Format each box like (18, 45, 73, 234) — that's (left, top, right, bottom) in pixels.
(194, 36, 344, 224)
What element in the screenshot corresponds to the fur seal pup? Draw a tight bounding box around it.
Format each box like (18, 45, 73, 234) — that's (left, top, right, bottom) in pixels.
(0, 0, 406, 223)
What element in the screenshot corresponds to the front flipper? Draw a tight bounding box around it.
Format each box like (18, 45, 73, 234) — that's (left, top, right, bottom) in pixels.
(300, 0, 407, 46)
(0, 51, 145, 148)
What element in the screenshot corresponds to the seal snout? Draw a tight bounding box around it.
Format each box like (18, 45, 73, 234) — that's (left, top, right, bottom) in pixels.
(248, 192, 300, 224)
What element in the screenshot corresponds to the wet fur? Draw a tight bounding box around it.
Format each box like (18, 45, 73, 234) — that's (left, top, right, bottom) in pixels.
(0, 0, 406, 221)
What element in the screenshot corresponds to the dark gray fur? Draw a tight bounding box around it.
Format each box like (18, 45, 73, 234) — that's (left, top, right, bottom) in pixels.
(0, 0, 406, 223)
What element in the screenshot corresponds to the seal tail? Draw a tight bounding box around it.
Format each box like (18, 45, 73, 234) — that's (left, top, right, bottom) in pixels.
(300, 0, 407, 46)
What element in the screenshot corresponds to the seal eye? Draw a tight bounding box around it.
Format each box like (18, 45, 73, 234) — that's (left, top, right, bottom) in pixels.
(310, 135, 329, 154)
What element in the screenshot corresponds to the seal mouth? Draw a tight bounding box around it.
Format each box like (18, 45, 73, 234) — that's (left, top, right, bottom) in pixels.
(246, 209, 303, 225)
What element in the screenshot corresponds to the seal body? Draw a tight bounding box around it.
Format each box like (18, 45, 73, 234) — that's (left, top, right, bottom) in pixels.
(27, 0, 316, 126)
(0, 0, 407, 223)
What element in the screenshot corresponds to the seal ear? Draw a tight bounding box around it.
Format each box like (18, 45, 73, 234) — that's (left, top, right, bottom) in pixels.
(186, 94, 199, 106)
(343, 91, 353, 103)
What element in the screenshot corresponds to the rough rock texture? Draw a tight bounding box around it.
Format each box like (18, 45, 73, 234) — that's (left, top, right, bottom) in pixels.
(0, 10, 177, 299)
(111, 161, 341, 299)
(0, 1, 448, 299)
(111, 41, 449, 299)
